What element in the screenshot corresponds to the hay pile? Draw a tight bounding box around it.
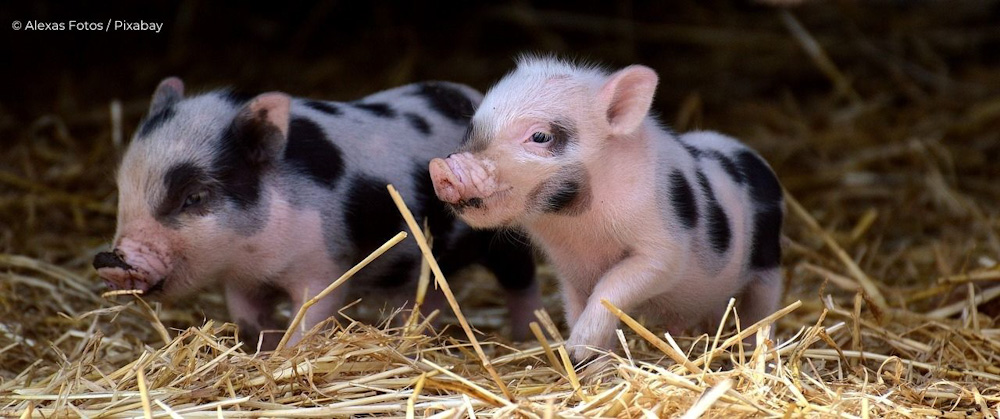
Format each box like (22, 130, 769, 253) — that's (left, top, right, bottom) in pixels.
(3, 3, 1000, 417)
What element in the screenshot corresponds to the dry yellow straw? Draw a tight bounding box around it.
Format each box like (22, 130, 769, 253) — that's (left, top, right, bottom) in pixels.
(600, 299, 704, 375)
(784, 190, 888, 311)
(679, 378, 733, 419)
(530, 322, 564, 375)
(135, 366, 153, 419)
(276, 231, 408, 351)
(406, 372, 426, 419)
(556, 346, 588, 403)
(388, 184, 514, 401)
(691, 300, 802, 368)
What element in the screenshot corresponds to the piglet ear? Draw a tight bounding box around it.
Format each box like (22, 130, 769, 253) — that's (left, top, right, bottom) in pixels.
(597, 65, 658, 137)
(232, 92, 292, 164)
(150, 77, 184, 115)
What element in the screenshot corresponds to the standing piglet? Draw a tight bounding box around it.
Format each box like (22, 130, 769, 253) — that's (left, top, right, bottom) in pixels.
(94, 78, 540, 349)
(429, 57, 784, 361)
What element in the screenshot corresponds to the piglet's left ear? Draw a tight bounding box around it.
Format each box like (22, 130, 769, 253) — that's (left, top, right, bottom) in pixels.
(232, 92, 292, 165)
(597, 65, 659, 137)
(241, 92, 291, 138)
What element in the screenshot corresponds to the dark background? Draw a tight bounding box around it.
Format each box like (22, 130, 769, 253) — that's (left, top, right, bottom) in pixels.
(3, 1, 997, 128)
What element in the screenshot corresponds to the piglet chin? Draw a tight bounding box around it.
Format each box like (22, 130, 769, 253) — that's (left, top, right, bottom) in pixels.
(97, 266, 164, 294)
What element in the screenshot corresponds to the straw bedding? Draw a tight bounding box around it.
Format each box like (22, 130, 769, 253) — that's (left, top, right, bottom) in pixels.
(2, 2, 1000, 417)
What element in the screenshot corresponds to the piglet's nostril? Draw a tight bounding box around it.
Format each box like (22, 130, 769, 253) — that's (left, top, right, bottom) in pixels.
(93, 251, 133, 271)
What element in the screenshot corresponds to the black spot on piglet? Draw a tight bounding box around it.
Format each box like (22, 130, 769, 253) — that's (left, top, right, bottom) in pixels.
(412, 82, 476, 122)
(669, 170, 698, 229)
(737, 151, 782, 204)
(352, 102, 397, 118)
(750, 207, 783, 268)
(137, 105, 175, 139)
(343, 175, 405, 258)
(544, 179, 582, 213)
(214, 110, 282, 209)
(284, 118, 345, 187)
(696, 170, 731, 253)
(305, 100, 342, 116)
(405, 113, 432, 135)
(737, 151, 784, 268)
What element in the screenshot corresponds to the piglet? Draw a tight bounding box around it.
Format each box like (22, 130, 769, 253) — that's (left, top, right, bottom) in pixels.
(429, 57, 784, 362)
(94, 77, 540, 349)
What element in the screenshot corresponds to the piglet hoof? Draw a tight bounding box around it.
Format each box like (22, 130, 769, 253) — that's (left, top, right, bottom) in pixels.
(567, 344, 603, 367)
(570, 351, 598, 369)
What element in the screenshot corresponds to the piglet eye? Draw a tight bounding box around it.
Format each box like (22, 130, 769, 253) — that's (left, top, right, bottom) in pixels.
(182, 190, 209, 210)
(531, 132, 553, 144)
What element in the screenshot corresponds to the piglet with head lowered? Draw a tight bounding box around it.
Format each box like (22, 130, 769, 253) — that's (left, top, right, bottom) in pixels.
(94, 78, 540, 349)
(430, 57, 784, 362)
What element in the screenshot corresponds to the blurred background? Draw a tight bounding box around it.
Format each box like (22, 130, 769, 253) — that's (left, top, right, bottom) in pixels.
(1, 0, 999, 375)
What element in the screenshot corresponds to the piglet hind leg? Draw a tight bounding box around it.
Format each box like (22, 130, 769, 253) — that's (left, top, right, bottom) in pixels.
(735, 268, 783, 348)
(565, 255, 665, 364)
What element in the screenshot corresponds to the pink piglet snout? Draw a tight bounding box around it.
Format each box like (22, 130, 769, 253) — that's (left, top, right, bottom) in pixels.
(429, 156, 465, 204)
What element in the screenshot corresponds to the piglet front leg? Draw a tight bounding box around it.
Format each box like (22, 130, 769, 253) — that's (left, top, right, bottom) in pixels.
(565, 254, 667, 363)
(225, 283, 284, 351)
(282, 269, 346, 347)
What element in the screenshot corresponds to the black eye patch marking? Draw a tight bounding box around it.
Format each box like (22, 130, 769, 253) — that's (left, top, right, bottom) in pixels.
(404, 112, 432, 135)
(549, 120, 576, 155)
(304, 100, 342, 116)
(137, 105, 176, 139)
(528, 163, 591, 216)
(156, 162, 214, 224)
(669, 170, 698, 229)
(412, 82, 476, 122)
(284, 117, 345, 187)
(352, 102, 397, 118)
(696, 170, 731, 253)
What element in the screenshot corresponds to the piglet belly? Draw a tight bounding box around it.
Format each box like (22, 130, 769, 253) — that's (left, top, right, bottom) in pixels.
(643, 267, 748, 330)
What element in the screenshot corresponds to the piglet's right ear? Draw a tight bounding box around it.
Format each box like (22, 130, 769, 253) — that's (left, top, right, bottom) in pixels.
(597, 65, 658, 137)
(150, 77, 184, 115)
(232, 92, 292, 164)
